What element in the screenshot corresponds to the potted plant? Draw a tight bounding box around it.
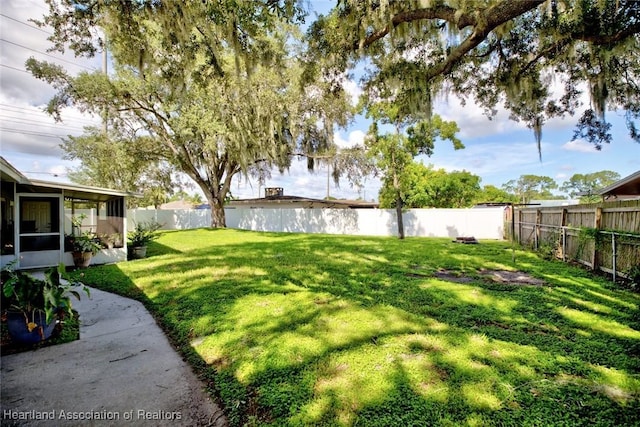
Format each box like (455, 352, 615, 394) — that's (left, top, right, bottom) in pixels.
(69, 215, 102, 268)
(128, 221, 162, 259)
(1, 262, 90, 344)
(69, 233, 102, 268)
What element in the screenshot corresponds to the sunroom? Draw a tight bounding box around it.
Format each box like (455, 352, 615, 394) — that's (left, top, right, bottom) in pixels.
(1, 157, 134, 269)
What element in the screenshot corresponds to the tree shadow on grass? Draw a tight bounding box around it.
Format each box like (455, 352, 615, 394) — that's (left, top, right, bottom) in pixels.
(74, 230, 640, 426)
(146, 240, 183, 257)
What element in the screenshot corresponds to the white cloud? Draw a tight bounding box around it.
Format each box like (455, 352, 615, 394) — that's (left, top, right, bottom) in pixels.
(562, 139, 599, 153)
(435, 95, 525, 139)
(341, 78, 362, 106)
(423, 140, 554, 179)
(434, 77, 594, 140)
(30, 160, 41, 171)
(230, 157, 381, 201)
(334, 129, 365, 149)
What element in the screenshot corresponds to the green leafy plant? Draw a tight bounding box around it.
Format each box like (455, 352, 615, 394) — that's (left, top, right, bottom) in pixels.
(1, 262, 90, 329)
(70, 234, 102, 254)
(574, 226, 604, 262)
(626, 265, 640, 291)
(128, 221, 162, 248)
(579, 227, 604, 247)
(68, 214, 102, 254)
(537, 230, 561, 261)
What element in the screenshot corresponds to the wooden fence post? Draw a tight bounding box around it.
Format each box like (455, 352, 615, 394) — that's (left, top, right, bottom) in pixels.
(518, 209, 523, 245)
(510, 206, 515, 242)
(561, 208, 567, 261)
(535, 209, 542, 249)
(592, 207, 602, 271)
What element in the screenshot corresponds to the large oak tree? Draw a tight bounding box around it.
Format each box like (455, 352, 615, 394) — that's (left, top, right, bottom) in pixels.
(28, 0, 353, 227)
(309, 0, 640, 153)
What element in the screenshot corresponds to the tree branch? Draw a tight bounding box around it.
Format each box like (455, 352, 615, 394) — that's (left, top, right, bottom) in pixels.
(517, 21, 640, 77)
(357, 0, 545, 51)
(517, 38, 572, 77)
(577, 21, 640, 44)
(220, 162, 240, 199)
(356, 5, 472, 50)
(194, 25, 225, 77)
(431, 0, 546, 78)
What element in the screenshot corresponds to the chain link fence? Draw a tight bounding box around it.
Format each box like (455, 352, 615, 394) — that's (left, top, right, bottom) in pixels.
(506, 200, 640, 286)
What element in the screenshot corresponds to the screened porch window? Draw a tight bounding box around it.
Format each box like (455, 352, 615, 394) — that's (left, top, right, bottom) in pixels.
(19, 197, 60, 252)
(65, 197, 125, 251)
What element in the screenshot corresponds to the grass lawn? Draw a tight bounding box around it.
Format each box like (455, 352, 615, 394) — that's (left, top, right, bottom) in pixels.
(69, 229, 640, 426)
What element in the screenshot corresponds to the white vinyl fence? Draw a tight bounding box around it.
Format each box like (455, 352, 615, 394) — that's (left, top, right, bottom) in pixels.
(128, 207, 506, 239)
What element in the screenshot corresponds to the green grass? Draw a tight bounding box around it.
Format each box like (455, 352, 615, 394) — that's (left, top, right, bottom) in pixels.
(68, 229, 640, 426)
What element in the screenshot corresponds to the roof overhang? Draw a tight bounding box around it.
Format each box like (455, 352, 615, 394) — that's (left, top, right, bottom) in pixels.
(29, 179, 139, 202)
(1, 156, 140, 202)
(598, 170, 640, 199)
(0, 156, 29, 183)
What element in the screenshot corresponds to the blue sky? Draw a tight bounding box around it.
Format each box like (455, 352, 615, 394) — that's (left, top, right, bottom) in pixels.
(1, 0, 638, 202)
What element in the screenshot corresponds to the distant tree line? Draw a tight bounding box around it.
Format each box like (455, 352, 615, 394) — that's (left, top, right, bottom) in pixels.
(378, 167, 621, 208)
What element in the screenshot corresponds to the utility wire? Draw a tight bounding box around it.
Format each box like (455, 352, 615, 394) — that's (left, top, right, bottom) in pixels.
(0, 38, 96, 71)
(0, 120, 81, 133)
(0, 117, 92, 131)
(22, 171, 68, 177)
(0, 104, 99, 125)
(0, 115, 86, 132)
(0, 103, 100, 131)
(0, 127, 70, 138)
(0, 13, 52, 34)
(0, 109, 98, 126)
(0, 63, 30, 74)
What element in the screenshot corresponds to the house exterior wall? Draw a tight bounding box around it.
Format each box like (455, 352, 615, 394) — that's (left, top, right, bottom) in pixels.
(129, 207, 506, 239)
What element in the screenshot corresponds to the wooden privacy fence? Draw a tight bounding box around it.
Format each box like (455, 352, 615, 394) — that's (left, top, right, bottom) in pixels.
(506, 200, 640, 281)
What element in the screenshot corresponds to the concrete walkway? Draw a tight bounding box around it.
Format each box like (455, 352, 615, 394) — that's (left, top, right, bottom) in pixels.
(1, 286, 227, 426)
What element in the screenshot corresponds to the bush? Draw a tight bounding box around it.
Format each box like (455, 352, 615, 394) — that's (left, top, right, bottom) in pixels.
(128, 220, 163, 247)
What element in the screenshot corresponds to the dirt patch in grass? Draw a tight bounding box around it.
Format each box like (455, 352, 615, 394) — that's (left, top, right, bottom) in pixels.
(432, 269, 475, 283)
(431, 268, 547, 286)
(479, 269, 547, 286)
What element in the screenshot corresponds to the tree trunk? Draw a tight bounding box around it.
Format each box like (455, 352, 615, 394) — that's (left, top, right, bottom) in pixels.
(395, 192, 404, 239)
(211, 205, 226, 228)
(391, 153, 404, 239)
(202, 192, 227, 228)
(210, 197, 226, 228)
